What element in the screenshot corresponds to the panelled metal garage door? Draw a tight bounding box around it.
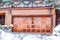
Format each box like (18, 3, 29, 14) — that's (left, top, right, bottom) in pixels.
(12, 16, 52, 33)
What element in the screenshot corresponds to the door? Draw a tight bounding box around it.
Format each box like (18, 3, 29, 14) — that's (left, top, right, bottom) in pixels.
(12, 16, 52, 33)
(56, 10, 60, 26)
(0, 15, 5, 25)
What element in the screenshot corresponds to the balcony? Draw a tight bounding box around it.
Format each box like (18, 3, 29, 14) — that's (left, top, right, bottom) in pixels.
(0, 0, 53, 8)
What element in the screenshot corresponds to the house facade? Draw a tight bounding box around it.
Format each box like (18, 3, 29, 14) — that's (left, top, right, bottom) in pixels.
(0, 0, 56, 34)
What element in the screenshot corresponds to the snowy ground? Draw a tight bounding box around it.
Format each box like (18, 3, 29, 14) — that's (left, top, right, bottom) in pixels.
(0, 30, 48, 40)
(0, 25, 60, 40)
(0, 29, 60, 40)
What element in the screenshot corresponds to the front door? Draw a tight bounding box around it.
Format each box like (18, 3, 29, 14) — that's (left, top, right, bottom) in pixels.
(56, 10, 60, 26)
(0, 15, 5, 25)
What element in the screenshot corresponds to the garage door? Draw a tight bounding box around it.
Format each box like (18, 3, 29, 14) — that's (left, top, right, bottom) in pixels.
(12, 16, 52, 33)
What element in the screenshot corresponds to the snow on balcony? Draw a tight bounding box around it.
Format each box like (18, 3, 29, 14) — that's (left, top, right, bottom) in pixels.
(0, 0, 53, 8)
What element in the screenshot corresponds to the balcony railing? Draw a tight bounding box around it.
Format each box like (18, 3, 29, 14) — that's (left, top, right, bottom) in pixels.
(0, 0, 54, 8)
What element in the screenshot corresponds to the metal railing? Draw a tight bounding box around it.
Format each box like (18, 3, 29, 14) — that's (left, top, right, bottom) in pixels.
(0, 0, 53, 8)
